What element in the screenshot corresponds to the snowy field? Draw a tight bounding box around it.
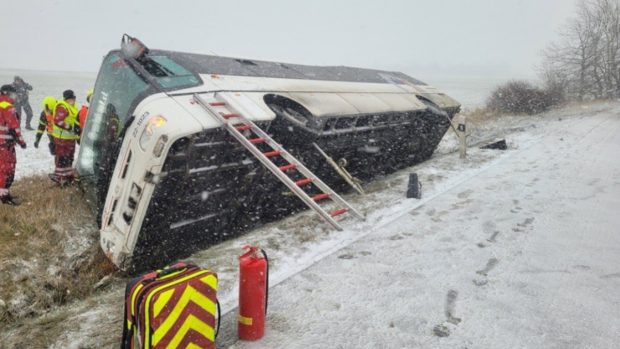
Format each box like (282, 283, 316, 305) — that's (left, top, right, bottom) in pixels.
(1, 70, 618, 348)
(0, 70, 95, 180)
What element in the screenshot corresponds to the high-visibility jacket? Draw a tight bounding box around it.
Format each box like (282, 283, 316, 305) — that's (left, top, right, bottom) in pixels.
(78, 105, 88, 136)
(0, 96, 26, 147)
(52, 99, 79, 140)
(37, 96, 58, 140)
(43, 96, 57, 134)
(45, 111, 54, 133)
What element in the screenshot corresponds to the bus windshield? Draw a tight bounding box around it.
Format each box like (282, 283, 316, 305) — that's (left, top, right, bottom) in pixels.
(76, 52, 151, 207)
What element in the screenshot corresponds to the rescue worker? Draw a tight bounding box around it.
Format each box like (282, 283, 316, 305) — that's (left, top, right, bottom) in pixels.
(0, 85, 27, 205)
(77, 89, 93, 138)
(50, 90, 79, 185)
(34, 96, 57, 155)
(11, 76, 34, 130)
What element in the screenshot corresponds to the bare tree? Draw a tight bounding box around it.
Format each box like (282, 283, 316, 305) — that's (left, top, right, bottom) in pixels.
(541, 0, 620, 100)
(597, 0, 620, 97)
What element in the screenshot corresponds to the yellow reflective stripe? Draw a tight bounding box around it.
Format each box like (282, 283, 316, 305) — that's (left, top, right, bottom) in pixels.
(130, 270, 182, 336)
(144, 270, 216, 347)
(130, 283, 144, 318)
(37, 119, 46, 134)
(151, 284, 217, 346)
(153, 288, 175, 318)
(54, 100, 78, 118)
(169, 314, 215, 347)
(200, 274, 218, 290)
(52, 99, 79, 140)
(187, 343, 205, 349)
(130, 268, 187, 321)
(0, 101, 12, 109)
(238, 315, 253, 326)
(51, 127, 79, 140)
(158, 269, 187, 281)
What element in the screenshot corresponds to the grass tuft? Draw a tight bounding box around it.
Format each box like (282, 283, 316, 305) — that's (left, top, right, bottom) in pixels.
(0, 175, 116, 323)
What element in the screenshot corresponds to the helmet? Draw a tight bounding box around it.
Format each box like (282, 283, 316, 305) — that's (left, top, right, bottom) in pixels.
(42, 96, 57, 112)
(86, 89, 94, 103)
(0, 84, 16, 95)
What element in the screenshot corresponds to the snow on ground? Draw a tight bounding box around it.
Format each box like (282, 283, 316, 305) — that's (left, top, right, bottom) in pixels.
(1, 69, 618, 348)
(2, 101, 616, 348)
(216, 102, 620, 348)
(212, 102, 620, 348)
(0, 70, 95, 180)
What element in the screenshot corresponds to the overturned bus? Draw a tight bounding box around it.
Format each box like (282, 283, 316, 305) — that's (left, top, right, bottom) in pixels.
(76, 35, 460, 270)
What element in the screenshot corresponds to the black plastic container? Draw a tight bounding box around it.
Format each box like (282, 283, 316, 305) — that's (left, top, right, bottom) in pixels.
(407, 173, 422, 199)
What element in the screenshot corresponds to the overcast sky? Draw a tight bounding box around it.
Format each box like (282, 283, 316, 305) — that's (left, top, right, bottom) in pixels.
(1, 0, 578, 79)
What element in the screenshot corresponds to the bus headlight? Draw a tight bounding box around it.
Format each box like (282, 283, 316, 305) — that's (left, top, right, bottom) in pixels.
(139, 115, 167, 150)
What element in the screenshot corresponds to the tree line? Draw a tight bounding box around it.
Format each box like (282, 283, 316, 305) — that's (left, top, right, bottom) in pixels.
(487, 0, 620, 114)
(542, 0, 620, 101)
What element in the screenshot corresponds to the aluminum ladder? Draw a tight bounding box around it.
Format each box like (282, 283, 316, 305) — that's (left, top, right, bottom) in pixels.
(193, 93, 364, 230)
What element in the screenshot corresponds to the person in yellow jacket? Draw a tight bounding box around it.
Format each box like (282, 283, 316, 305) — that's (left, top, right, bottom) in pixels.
(34, 96, 57, 155)
(50, 90, 79, 185)
(0, 85, 27, 205)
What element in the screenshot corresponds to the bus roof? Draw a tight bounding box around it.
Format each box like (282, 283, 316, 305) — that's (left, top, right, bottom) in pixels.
(148, 49, 427, 86)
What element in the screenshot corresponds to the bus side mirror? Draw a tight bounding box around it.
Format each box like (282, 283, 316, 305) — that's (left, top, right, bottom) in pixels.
(121, 34, 149, 61)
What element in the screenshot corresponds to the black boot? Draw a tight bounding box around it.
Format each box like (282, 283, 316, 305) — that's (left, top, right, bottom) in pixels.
(49, 173, 74, 187)
(49, 173, 60, 184)
(1, 194, 20, 206)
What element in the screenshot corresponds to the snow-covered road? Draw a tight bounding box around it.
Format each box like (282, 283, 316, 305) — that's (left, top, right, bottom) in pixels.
(3, 100, 618, 349)
(217, 107, 620, 348)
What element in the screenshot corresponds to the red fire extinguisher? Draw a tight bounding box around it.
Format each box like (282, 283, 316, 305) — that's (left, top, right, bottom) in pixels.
(238, 245, 269, 341)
